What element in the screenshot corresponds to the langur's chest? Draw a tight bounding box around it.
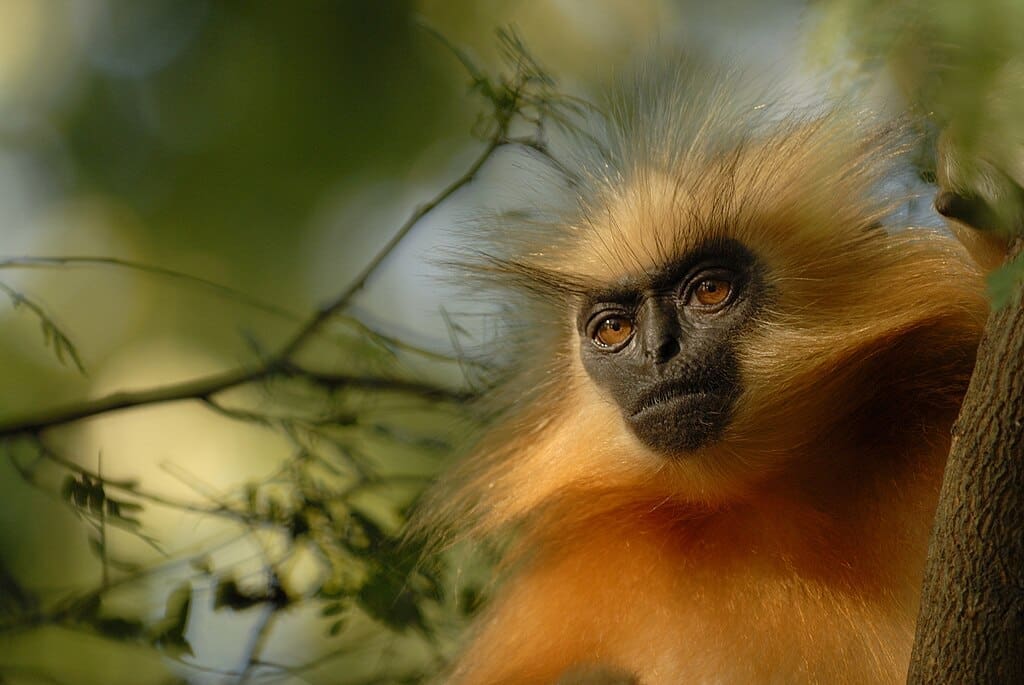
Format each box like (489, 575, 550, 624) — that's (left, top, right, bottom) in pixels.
(544, 520, 918, 684)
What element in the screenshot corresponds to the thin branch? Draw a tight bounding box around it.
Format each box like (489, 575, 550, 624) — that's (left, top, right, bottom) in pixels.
(288, 366, 475, 403)
(0, 23, 581, 442)
(236, 603, 279, 685)
(0, 366, 262, 437)
(25, 438, 254, 522)
(0, 28, 580, 682)
(0, 256, 462, 364)
(97, 451, 109, 588)
(0, 140, 499, 439)
(0, 280, 86, 374)
(503, 135, 581, 185)
(274, 138, 500, 362)
(0, 256, 297, 321)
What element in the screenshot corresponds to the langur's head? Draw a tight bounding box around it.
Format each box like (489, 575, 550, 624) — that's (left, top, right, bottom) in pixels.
(436, 65, 985, 531)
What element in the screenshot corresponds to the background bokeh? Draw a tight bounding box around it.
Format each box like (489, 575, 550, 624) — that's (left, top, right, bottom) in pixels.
(0, 1, 1020, 684)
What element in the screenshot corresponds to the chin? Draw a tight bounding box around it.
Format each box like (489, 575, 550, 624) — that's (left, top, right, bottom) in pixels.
(626, 392, 735, 455)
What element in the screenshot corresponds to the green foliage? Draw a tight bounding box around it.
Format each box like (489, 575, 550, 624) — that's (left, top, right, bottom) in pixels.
(815, 0, 1024, 240)
(0, 20, 579, 684)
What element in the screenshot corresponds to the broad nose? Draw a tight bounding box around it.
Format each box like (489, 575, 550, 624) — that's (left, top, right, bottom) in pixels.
(640, 298, 682, 364)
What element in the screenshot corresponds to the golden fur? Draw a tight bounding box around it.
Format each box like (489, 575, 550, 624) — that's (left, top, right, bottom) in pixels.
(419, 69, 987, 684)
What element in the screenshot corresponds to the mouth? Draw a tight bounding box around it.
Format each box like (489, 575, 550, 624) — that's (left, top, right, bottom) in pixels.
(625, 382, 735, 453)
(629, 382, 708, 419)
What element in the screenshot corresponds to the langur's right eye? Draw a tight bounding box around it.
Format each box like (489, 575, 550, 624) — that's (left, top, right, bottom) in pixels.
(592, 315, 634, 349)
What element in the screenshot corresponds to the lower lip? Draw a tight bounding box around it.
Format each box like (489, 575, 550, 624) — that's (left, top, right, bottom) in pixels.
(630, 391, 710, 419)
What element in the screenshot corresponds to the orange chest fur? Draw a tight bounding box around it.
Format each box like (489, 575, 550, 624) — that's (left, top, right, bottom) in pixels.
(462, 501, 931, 684)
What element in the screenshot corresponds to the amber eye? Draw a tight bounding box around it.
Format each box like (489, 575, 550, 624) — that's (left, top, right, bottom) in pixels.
(593, 316, 634, 348)
(692, 278, 732, 307)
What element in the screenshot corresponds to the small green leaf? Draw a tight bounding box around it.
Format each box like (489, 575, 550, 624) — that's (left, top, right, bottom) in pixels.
(151, 582, 194, 658)
(85, 481, 105, 514)
(189, 555, 213, 575)
(60, 476, 77, 503)
(68, 594, 101, 620)
(94, 616, 145, 641)
(460, 586, 484, 616)
(289, 510, 310, 539)
(357, 572, 424, 632)
(155, 632, 195, 659)
(244, 483, 257, 510)
(163, 582, 193, 633)
(213, 578, 264, 612)
(320, 602, 345, 617)
(71, 481, 89, 509)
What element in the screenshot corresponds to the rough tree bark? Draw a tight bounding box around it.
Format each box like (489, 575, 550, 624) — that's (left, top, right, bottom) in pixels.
(908, 237, 1024, 683)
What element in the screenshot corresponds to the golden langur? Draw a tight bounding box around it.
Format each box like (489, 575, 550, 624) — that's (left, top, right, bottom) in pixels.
(420, 66, 988, 684)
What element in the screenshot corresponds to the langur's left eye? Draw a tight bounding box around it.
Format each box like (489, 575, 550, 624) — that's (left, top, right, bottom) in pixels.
(690, 278, 732, 307)
(593, 316, 634, 349)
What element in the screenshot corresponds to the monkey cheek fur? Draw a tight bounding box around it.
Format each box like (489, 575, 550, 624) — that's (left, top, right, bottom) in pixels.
(625, 390, 736, 454)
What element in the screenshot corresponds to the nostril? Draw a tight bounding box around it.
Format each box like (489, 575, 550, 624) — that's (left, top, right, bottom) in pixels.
(654, 338, 680, 363)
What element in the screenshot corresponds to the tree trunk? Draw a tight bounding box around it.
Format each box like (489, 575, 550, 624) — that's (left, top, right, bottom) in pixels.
(908, 237, 1024, 683)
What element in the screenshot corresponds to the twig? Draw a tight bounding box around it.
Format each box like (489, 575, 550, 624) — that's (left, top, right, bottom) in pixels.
(0, 256, 297, 320)
(24, 438, 254, 522)
(288, 366, 475, 403)
(0, 24, 580, 442)
(0, 140, 499, 439)
(0, 280, 86, 374)
(236, 603, 278, 685)
(0, 26, 582, 683)
(274, 138, 500, 362)
(97, 451, 109, 588)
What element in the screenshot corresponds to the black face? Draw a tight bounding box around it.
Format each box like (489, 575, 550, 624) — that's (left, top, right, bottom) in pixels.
(577, 239, 762, 455)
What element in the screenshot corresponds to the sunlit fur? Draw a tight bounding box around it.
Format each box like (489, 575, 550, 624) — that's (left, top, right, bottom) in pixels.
(419, 67, 987, 684)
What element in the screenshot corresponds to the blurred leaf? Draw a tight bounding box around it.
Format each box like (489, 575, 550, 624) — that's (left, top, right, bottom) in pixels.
(151, 582, 194, 658)
(60, 475, 77, 503)
(86, 480, 106, 515)
(105, 497, 143, 527)
(67, 594, 102, 621)
(156, 633, 194, 659)
(460, 586, 484, 617)
(320, 602, 346, 617)
(346, 511, 387, 554)
(189, 555, 213, 575)
(289, 510, 311, 539)
(95, 616, 146, 641)
(328, 618, 346, 636)
(356, 571, 424, 632)
(105, 499, 121, 517)
(163, 583, 192, 632)
(213, 577, 265, 612)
